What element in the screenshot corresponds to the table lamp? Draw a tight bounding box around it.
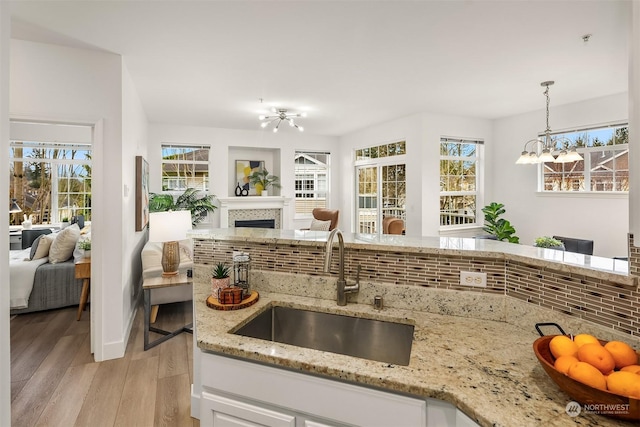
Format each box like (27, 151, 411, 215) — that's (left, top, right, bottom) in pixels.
(149, 210, 192, 277)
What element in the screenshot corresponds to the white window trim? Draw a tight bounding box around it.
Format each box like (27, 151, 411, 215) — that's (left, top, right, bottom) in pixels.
(294, 151, 331, 219)
(439, 138, 484, 231)
(161, 143, 210, 193)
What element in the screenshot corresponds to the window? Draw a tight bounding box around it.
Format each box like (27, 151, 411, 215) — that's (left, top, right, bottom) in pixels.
(9, 140, 92, 224)
(355, 141, 406, 234)
(294, 151, 330, 215)
(161, 144, 210, 191)
(439, 137, 482, 228)
(541, 124, 628, 192)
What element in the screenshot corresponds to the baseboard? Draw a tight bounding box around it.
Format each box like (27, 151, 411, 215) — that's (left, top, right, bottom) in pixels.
(99, 290, 141, 361)
(191, 384, 200, 419)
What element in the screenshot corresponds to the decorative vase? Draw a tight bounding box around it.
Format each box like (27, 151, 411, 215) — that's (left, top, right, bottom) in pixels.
(235, 182, 242, 196)
(83, 250, 91, 259)
(262, 190, 269, 197)
(211, 277, 231, 298)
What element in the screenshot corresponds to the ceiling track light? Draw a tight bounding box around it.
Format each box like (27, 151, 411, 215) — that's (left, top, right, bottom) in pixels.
(516, 81, 583, 165)
(259, 108, 305, 132)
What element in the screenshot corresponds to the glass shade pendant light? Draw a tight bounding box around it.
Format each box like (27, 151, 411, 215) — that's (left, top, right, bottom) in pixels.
(516, 81, 583, 165)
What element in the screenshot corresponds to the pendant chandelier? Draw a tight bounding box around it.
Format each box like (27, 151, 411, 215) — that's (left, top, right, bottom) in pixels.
(259, 108, 306, 133)
(516, 81, 583, 164)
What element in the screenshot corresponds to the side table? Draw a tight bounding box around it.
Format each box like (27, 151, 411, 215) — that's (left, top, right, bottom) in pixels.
(74, 257, 91, 321)
(143, 273, 193, 350)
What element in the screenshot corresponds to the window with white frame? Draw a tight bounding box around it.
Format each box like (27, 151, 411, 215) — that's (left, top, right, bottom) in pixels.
(355, 141, 406, 234)
(541, 124, 628, 192)
(9, 140, 92, 224)
(439, 137, 482, 228)
(161, 144, 210, 191)
(294, 151, 330, 215)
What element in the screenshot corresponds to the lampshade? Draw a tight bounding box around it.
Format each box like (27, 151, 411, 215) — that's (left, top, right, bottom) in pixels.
(9, 198, 22, 213)
(149, 210, 192, 242)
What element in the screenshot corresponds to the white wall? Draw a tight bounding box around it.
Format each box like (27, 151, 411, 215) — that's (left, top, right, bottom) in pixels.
(9, 39, 132, 360)
(121, 61, 149, 345)
(148, 124, 339, 230)
(493, 93, 629, 258)
(339, 112, 493, 236)
(0, 4, 11, 425)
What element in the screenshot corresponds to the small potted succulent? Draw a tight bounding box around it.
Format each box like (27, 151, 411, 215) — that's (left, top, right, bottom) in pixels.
(534, 236, 565, 250)
(211, 262, 231, 297)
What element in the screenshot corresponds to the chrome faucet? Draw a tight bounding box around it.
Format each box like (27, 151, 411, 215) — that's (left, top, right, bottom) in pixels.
(323, 228, 360, 306)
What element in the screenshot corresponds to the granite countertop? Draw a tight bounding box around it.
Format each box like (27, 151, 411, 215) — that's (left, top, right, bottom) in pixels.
(193, 277, 637, 427)
(188, 228, 633, 286)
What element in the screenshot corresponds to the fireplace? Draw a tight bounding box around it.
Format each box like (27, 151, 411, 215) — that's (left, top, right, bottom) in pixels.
(235, 219, 276, 228)
(218, 197, 292, 229)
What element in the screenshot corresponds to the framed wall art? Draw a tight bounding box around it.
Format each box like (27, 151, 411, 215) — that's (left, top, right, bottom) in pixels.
(235, 160, 264, 196)
(135, 155, 150, 231)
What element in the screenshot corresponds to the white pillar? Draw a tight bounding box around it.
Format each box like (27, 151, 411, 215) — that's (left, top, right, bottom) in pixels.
(0, 3, 11, 425)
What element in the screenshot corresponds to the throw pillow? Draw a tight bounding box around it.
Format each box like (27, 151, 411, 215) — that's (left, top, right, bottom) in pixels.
(49, 224, 81, 263)
(30, 234, 54, 260)
(309, 218, 332, 231)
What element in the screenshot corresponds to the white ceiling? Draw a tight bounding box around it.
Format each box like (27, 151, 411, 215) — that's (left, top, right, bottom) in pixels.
(8, 0, 630, 136)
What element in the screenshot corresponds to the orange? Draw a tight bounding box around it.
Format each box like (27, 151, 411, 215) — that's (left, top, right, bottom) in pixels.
(604, 341, 639, 369)
(549, 335, 578, 359)
(573, 334, 601, 348)
(554, 355, 579, 374)
(606, 371, 640, 399)
(577, 343, 615, 374)
(567, 361, 607, 390)
(621, 365, 640, 375)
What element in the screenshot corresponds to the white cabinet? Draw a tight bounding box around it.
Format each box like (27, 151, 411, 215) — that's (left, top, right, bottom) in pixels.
(200, 391, 295, 427)
(194, 350, 479, 427)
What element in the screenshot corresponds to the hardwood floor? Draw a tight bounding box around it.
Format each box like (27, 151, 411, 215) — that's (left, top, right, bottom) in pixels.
(10, 302, 200, 427)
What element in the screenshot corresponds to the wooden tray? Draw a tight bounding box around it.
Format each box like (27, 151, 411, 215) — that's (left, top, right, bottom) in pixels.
(533, 335, 640, 421)
(206, 290, 259, 311)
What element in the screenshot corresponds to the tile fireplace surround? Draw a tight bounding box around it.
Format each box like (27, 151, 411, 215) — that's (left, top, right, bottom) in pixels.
(217, 197, 292, 229)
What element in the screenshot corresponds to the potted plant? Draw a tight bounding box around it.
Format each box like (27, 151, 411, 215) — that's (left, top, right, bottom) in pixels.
(211, 262, 231, 298)
(61, 217, 70, 229)
(149, 187, 217, 226)
(481, 202, 519, 243)
(78, 239, 92, 258)
(249, 169, 281, 196)
(534, 236, 565, 250)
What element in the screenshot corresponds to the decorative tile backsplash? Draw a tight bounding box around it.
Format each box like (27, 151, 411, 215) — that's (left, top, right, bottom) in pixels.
(194, 238, 640, 338)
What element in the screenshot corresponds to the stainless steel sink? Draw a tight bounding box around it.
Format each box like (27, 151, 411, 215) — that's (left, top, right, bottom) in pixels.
(233, 306, 414, 365)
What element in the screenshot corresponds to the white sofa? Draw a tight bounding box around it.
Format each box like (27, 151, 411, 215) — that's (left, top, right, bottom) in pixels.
(141, 239, 193, 322)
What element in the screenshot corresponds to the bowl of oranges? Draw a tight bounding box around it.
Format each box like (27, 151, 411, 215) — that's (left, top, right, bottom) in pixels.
(533, 331, 640, 421)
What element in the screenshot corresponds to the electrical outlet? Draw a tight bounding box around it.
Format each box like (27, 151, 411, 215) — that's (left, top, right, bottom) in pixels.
(460, 271, 487, 288)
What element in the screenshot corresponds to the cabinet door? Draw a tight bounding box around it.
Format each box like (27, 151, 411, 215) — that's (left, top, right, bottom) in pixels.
(201, 391, 295, 427)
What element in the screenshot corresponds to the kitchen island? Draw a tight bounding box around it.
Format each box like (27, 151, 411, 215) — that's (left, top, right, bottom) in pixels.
(188, 228, 639, 427)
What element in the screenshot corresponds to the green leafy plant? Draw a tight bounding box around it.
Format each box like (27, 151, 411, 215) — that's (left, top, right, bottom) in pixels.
(481, 202, 519, 243)
(149, 187, 217, 226)
(61, 217, 69, 223)
(534, 236, 564, 249)
(249, 169, 282, 191)
(78, 239, 91, 251)
(212, 262, 231, 279)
